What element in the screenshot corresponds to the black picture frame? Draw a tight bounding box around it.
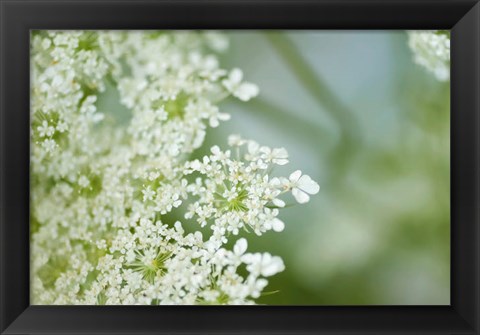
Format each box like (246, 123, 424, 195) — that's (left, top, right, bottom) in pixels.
(1, 0, 479, 334)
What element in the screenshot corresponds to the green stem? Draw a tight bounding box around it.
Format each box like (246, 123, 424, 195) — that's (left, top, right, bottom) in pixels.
(234, 97, 330, 145)
(265, 32, 362, 184)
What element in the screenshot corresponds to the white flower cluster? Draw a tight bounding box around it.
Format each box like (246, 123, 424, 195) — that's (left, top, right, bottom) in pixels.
(184, 137, 319, 244)
(408, 30, 450, 81)
(30, 31, 319, 305)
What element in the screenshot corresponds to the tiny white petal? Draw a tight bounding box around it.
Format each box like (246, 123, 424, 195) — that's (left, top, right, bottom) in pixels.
(289, 170, 302, 183)
(234, 238, 248, 255)
(209, 117, 220, 128)
(292, 188, 310, 204)
(271, 218, 285, 232)
(298, 175, 320, 194)
(272, 198, 285, 208)
(210, 145, 221, 155)
(235, 83, 259, 101)
(218, 113, 231, 121)
(229, 68, 243, 83)
(261, 254, 285, 277)
(174, 221, 184, 234)
(270, 177, 281, 187)
(248, 141, 259, 154)
(274, 158, 289, 166)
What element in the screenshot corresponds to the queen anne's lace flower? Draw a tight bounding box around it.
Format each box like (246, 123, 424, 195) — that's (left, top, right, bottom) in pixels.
(408, 30, 450, 81)
(30, 31, 319, 305)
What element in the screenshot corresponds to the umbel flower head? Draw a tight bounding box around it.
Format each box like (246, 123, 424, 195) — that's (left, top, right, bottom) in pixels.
(408, 30, 450, 81)
(30, 30, 319, 305)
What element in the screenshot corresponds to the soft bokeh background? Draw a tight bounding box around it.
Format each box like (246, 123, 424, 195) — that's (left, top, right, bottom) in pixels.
(198, 31, 450, 305)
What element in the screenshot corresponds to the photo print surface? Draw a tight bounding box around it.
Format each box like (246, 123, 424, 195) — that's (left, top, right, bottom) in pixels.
(30, 31, 450, 305)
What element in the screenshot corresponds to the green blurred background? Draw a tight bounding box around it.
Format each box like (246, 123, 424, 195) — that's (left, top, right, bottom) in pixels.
(200, 31, 450, 305)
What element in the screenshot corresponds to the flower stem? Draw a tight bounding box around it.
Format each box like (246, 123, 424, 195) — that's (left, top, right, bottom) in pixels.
(265, 32, 362, 184)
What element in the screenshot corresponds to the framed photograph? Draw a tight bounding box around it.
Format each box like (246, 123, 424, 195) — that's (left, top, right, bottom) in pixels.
(1, 0, 479, 334)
